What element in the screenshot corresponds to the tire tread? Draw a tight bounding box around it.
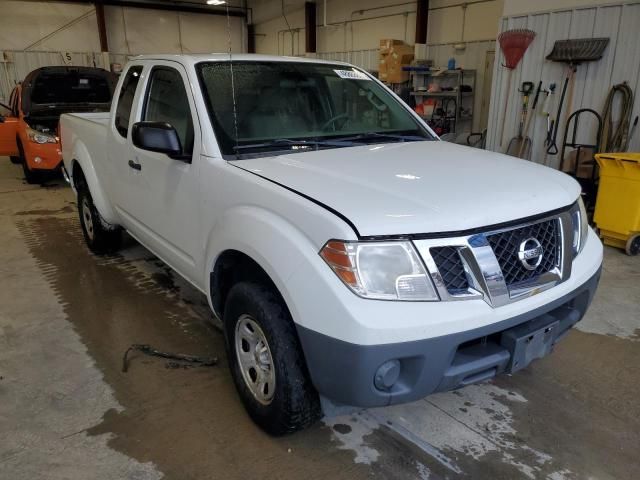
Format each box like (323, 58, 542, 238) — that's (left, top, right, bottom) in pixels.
(224, 282, 321, 435)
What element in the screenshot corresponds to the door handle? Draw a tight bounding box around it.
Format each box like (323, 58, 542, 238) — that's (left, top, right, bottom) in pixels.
(128, 159, 141, 171)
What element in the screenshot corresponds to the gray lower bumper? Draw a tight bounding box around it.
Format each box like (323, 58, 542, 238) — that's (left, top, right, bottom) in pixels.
(296, 266, 602, 408)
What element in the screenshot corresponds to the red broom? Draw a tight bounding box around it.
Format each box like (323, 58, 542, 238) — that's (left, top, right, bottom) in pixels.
(498, 29, 536, 147)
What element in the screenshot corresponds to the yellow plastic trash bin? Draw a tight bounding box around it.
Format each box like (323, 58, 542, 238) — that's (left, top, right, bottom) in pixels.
(594, 153, 640, 255)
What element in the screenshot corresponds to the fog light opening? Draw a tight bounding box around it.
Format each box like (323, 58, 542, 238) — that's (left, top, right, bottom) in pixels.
(374, 359, 401, 391)
(34, 156, 43, 164)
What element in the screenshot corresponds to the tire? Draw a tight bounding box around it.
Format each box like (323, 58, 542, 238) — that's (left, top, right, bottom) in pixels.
(223, 282, 321, 435)
(625, 234, 640, 256)
(9, 156, 21, 164)
(77, 182, 122, 254)
(18, 142, 41, 184)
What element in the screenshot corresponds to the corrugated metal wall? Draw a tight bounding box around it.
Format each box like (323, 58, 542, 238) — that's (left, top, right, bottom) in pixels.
(486, 2, 640, 166)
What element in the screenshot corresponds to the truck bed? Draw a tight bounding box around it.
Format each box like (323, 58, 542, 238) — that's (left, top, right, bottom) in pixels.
(60, 112, 110, 178)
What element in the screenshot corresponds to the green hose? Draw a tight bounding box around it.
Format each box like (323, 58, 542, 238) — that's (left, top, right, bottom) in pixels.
(601, 82, 634, 152)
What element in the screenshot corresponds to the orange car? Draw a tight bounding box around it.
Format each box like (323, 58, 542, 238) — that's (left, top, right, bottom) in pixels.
(0, 66, 115, 183)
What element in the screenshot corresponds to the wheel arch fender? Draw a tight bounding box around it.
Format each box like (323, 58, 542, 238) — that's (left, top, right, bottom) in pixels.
(205, 205, 320, 322)
(69, 141, 118, 225)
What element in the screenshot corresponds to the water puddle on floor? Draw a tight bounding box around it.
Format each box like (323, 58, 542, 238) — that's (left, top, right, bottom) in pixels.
(12, 207, 640, 480)
(14, 212, 420, 479)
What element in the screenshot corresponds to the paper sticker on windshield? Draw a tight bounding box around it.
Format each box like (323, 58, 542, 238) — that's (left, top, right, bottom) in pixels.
(334, 69, 370, 81)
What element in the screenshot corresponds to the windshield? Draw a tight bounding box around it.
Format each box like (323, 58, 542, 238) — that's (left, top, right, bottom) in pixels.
(197, 61, 434, 157)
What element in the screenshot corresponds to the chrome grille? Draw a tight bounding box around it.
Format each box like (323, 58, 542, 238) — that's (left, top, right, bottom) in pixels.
(413, 208, 574, 307)
(430, 247, 469, 294)
(487, 219, 561, 286)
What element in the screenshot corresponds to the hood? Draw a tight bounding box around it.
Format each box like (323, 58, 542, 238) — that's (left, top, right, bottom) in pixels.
(27, 104, 111, 121)
(233, 141, 580, 237)
(21, 66, 115, 117)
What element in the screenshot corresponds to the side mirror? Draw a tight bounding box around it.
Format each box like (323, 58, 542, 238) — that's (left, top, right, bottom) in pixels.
(131, 122, 187, 160)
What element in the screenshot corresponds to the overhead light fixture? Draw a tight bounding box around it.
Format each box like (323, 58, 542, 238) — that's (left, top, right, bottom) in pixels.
(206, 0, 226, 5)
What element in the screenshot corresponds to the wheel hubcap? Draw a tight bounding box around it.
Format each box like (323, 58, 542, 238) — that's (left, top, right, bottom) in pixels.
(235, 314, 275, 405)
(82, 198, 94, 242)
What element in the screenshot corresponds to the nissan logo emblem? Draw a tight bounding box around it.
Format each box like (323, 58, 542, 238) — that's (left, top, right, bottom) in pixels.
(518, 237, 544, 271)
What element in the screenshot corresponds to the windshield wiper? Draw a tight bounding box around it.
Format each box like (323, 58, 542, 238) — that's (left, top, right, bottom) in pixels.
(232, 138, 360, 152)
(338, 131, 428, 142)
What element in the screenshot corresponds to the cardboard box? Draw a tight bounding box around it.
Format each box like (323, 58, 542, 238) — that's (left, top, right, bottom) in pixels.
(385, 63, 410, 84)
(378, 39, 414, 83)
(378, 60, 388, 81)
(379, 38, 405, 53)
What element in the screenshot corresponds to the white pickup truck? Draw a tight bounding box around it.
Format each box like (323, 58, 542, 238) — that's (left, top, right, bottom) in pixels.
(60, 54, 602, 435)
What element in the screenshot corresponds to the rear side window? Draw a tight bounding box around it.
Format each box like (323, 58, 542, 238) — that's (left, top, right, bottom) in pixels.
(114, 66, 143, 138)
(143, 67, 194, 155)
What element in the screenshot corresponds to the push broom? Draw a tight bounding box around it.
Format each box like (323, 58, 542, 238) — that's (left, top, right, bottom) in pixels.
(545, 37, 609, 155)
(497, 29, 536, 147)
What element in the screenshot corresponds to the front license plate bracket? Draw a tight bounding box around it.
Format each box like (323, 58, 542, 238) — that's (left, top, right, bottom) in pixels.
(500, 315, 560, 373)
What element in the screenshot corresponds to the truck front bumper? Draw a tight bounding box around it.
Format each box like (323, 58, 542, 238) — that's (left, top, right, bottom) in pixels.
(297, 265, 601, 408)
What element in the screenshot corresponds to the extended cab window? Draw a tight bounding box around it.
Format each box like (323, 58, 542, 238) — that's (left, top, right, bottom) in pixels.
(143, 67, 194, 155)
(114, 66, 143, 138)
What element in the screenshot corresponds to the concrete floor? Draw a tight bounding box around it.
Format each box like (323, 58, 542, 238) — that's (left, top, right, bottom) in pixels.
(0, 158, 638, 480)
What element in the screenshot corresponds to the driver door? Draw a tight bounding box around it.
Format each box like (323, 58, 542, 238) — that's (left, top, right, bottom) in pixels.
(126, 62, 202, 284)
(0, 87, 19, 157)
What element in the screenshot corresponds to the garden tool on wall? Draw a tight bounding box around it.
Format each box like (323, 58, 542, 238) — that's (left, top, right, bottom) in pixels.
(545, 37, 610, 156)
(517, 81, 543, 159)
(541, 83, 556, 139)
(545, 78, 568, 156)
(601, 82, 634, 152)
(559, 108, 603, 210)
(506, 81, 534, 157)
(497, 29, 536, 146)
(630, 116, 639, 145)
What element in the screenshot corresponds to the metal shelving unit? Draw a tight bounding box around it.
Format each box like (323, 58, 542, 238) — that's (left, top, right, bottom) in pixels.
(410, 69, 476, 134)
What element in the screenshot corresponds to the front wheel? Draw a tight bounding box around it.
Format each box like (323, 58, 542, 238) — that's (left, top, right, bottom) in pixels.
(223, 282, 321, 435)
(18, 143, 41, 184)
(77, 184, 121, 254)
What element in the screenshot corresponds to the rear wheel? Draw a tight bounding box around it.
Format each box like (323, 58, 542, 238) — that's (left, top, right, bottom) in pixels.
(77, 182, 121, 254)
(223, 282, 321, 435)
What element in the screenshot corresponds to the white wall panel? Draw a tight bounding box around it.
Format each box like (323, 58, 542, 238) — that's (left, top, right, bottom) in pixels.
(251, 0, 503, 54)
(487, 2, 640, 165)
(0, 1, 100, 51)
(0, 2, 246, 55)
(118, 8, 182, 53)
(103, 7, 245, 55)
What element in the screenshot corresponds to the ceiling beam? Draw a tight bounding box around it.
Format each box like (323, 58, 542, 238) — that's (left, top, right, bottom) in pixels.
(95, 2, 109, 52)
(415, 0, 428, 44)
(46, 0, 247, 18)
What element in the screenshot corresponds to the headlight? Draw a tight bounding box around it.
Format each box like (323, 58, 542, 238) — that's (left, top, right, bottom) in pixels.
(26, 127, 58, 144)
(320, 240, 439, 301)
(570, 197, 589, 256)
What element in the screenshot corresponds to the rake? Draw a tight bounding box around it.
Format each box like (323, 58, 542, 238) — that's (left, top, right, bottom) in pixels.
(498, 29, 536, 147)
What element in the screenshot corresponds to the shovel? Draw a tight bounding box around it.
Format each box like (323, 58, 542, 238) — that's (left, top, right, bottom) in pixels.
(506, 81, 534, 157)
